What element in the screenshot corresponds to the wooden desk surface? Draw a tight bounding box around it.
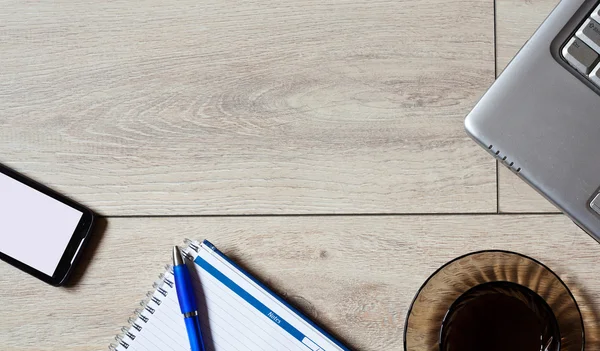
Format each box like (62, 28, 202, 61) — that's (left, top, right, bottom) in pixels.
(1, 0, 598, 350)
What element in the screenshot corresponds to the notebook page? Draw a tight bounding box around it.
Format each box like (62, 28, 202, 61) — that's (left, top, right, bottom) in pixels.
(114, 242, 346, 351)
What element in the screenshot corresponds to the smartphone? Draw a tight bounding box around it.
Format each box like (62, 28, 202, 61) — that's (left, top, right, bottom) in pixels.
(0, 164, 95, 286)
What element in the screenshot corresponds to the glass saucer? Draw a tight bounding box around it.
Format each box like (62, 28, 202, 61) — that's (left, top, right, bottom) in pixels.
(404, 250, 584, 351)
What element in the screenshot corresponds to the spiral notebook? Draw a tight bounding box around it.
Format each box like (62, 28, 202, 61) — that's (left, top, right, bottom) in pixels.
(110, 240, 349, 351)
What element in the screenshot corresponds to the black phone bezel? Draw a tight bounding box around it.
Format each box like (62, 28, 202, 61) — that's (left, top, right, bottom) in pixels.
(0, 164, 95, 286)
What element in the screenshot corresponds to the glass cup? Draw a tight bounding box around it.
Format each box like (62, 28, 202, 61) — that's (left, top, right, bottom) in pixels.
(404, 251, 584, 351)
(439, 281, 560, 351)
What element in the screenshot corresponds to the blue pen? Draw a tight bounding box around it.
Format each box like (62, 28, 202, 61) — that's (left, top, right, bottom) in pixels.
(173, 246, 207, 351)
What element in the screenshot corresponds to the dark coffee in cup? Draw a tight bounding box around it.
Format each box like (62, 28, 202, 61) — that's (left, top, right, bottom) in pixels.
(440, 281, 560, 351)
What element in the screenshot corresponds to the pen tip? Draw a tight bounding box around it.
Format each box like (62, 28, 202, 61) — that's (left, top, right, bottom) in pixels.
(172, 246, 184, 266)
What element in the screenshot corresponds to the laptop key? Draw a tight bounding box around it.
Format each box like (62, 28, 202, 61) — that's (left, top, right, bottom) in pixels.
(576, 19, 600, 53)
(590, 63, 600, 86)
(590, 192, 600, 216)
(562, 37, 598, 74)
(591, 4, 600, 24)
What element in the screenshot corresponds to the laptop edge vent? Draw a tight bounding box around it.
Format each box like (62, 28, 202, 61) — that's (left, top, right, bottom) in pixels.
(487, 145, 522, 174)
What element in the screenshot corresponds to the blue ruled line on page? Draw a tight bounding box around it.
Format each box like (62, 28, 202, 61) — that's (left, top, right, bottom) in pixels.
(194, 255, 324, 351)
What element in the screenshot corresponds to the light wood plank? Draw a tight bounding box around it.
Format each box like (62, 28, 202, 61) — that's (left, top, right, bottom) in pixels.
(499, 166, 560, 212)
(0, 0, 496, 216)
(1, 215, 600, 350)
(496, 0, 560, 213)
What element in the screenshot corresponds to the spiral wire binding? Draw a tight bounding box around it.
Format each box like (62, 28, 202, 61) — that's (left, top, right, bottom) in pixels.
(108, 239, 201, 351)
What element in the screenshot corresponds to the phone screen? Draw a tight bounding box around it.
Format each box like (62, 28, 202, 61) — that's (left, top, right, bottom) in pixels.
(0, 173, 83, 276)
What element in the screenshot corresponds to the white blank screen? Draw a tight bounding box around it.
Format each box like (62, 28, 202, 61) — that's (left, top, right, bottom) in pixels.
(0, 172, 83, 276)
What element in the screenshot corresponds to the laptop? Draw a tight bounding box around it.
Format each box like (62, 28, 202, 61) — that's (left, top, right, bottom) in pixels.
(465, 0, 600, 241)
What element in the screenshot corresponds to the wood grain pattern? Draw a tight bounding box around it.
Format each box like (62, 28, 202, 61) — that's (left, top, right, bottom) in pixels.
(1, 215, 600, 350)
(0, 0, 496, 216)
(496, 0, 561, 213)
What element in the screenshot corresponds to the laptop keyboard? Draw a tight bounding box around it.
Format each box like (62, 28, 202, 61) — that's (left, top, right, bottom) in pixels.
(563, 4, 600, 85)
